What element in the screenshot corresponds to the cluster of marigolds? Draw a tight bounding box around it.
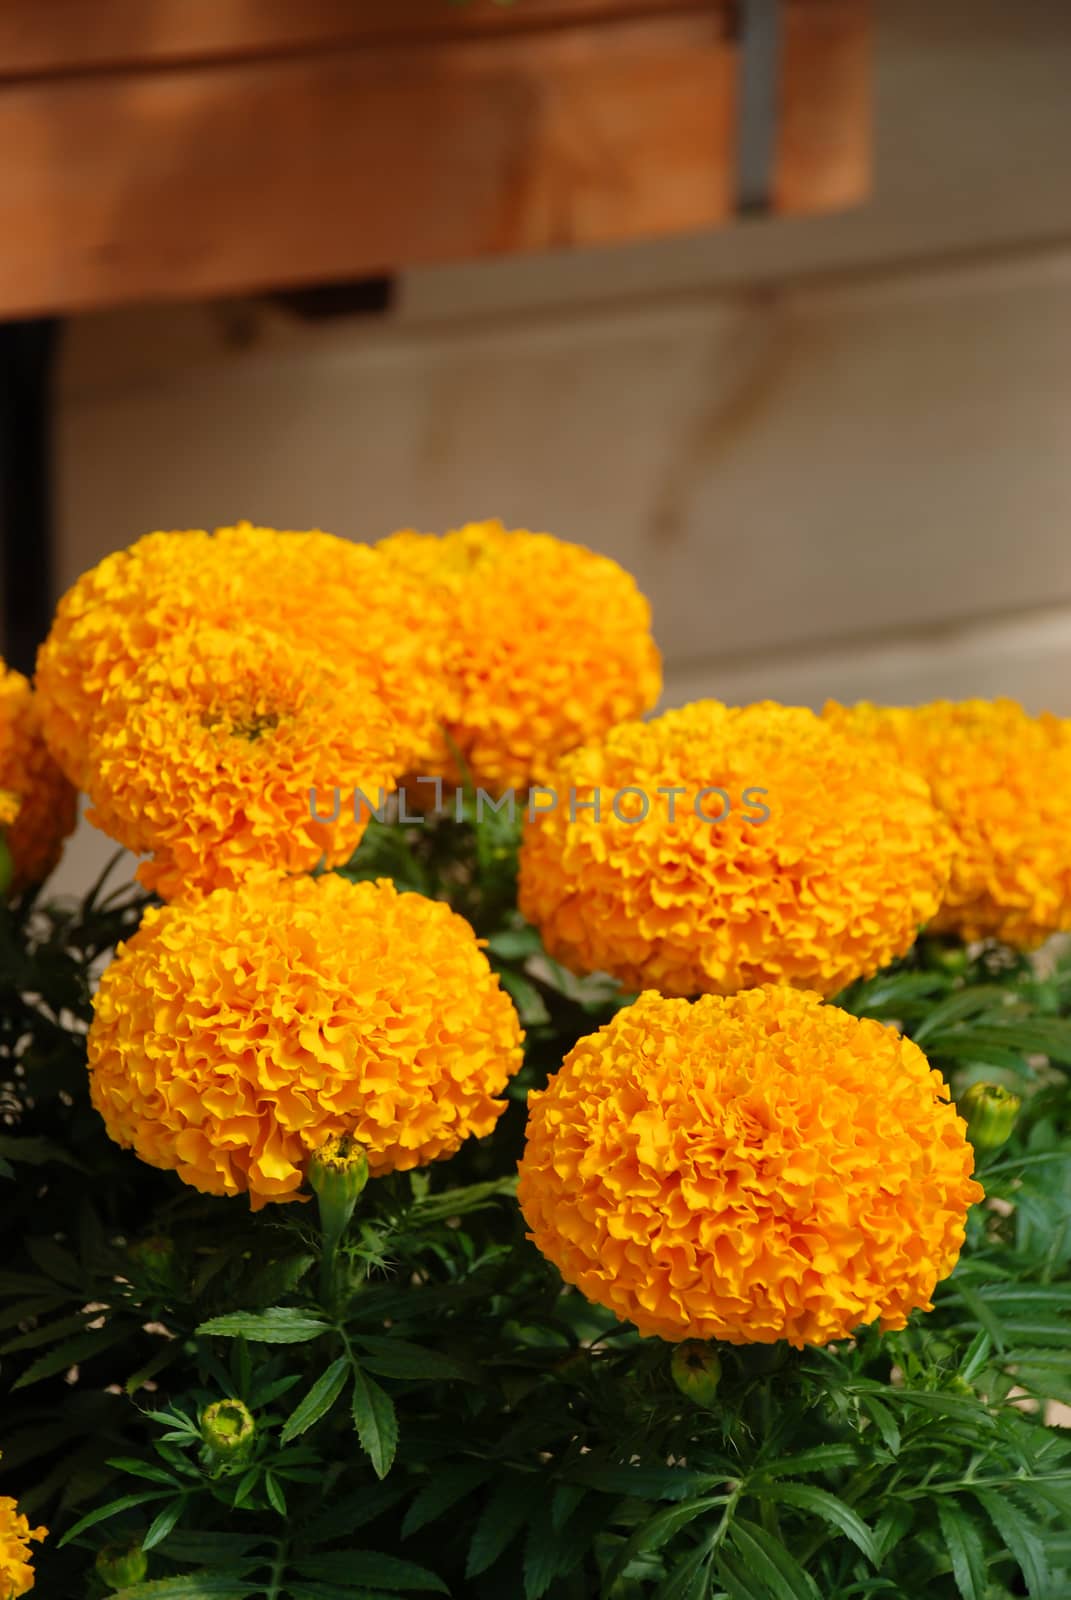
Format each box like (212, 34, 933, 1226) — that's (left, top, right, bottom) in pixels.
(4, 518, 1071, 1596)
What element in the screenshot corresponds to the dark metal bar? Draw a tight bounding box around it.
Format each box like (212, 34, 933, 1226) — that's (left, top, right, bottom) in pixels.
(0, 318, 58, 677)
(736, 0, 783, 216)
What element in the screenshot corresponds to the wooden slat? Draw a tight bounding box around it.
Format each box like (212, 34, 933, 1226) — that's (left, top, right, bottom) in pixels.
(0, 1, 870, 318)
(0, 14, 740, 318)
(0, 0, 713, 79)
(776, 0, 871, 214)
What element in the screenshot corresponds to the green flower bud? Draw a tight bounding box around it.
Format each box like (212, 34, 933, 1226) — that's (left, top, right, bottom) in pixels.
(670, 1341, 722, 1407)
(961, 1082, 1021, 1153)
(308, 1135, 369, 1306)
(201, 1398, 256, 1467)
(920, 938, 969, 975)
(0, 832, 12, 899)
(95, 1543, 148, 1590)
(308, 1133, 369, 1212)
(128, 1234, 177, 1286)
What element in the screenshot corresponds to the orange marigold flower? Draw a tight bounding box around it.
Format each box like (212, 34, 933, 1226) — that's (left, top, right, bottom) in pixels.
(518, 700, 951, 998)
(0, 1492, 46, 1598)
(87, 873, 524, 1208)
(0, 660, 77, 896)
(377, 519, 662, 791)
(35, 523, 446, 787)
(82, 627, 401, 901)
(824, 698, 1071, 947)
(518, 987, 982, 1347)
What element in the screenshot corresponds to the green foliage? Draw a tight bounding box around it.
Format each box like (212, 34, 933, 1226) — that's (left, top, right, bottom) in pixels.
(3, 827, 1071, 1597)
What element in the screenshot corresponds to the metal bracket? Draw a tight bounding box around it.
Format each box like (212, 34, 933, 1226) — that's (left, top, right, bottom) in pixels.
(736, 0, 783, 216)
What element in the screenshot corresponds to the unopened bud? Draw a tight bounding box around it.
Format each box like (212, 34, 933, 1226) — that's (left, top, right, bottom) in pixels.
(201, 1398, 255, 1466)
(961, 1082, 1021, 1153)
(308, 1133, 369, 1224)
(0, 832, 13, 899)
(670, 1341, 722, 1407)
(95, 1543, 148, 1589)
(128, 1234, 176, 1286)
(920, 938, 969, 976)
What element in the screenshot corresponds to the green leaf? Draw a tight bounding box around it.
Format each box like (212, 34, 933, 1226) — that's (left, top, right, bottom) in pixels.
(195, 1307, 331, 1343)
(292, 1551, 449, 1593)
(936, 1498, 989, 1600)
(754, 1444, 860, 1479)
(714, 1548, 769, 1600)
(401, 1463, 491, 1537)
(353, 1337, 474, 1384)
(265, 1470, 287, 1517)
(0, 1133, 87, 1171)
(858, 1396, 901, 1457)
(143, 1497, 187, 1552)
(729, 1519, 822, 1600)
(351, 1365, 398, 1479)
(466, 1473, 535, 1578)
(105, 1457, 181, 1487)
(0, 1310, 105, 1354)
(110, 1580, 259, 1599)
(604, 1497, 730, 1592)
(892, 1390, 996, 1427)
(752, 1483, 879, 1565)
(974, 1489, 1050, 1597)
(12, 1323, 130, 1387)
(58, 1488, 171, 1546)
(565, 1462, 717, 1501)
(655, 1543, 711, 1600)
(281, 1357, 351, 1443)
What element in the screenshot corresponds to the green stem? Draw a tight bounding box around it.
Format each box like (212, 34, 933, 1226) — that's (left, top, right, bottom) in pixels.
(265, 1535, 289, 1600)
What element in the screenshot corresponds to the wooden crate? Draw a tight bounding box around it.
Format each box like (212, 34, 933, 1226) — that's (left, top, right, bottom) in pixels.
(0, 0, 870, 316)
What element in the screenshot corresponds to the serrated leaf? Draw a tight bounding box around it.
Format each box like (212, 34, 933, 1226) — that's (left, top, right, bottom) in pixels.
(0, 1310, 104, 1355)
(23, 1235, 83, 1289)
(859, 1396, 901, 1457)
(105, 1457, 180, 1487)
(975, 1488, 1049, 1597)
(196, 1307, 330, 1343)
(111, 1579, 258, 1599)
(353, 1337, 473, 1384)
(293, 1551, 448, 1593)
(351, 1365, 398, 1479)
(243, 1253, 316, 1305)
(752, 1483, 879, 1565)
(265, 1470, 287, 1517)
(466, 1473, 535, 1578)
(281, 1358, 350, 1443)
(402, 1463, 491, 1537)
(143, 1497, 186, 1552)
(12, 1323, 129, 1387)
(655, 1542, 711, 1600)
(729, 1519, 822, 1600)
(873, 1500, 914, 1563)
(936, 1498, 988, 1600)
(58, 1488, 171, 1546)
(754, 1444, 860, 1479)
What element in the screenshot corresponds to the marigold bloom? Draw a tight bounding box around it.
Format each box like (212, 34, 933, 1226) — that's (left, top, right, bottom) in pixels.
(824, 698, 1071, 947)
(519, 700, 951, 998)
(518, 987, 982, 1347)
(83, 627, 401, 900)
(35, 523, 445, 787)
(0, 1493, 46, 1598)
(0, 660, 77, 896)
(377, 519, 662, 791)
(87, 873, 523, 1208)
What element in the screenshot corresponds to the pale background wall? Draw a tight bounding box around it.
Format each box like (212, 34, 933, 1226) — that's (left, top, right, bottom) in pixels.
(46, 0, 1071, 894)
